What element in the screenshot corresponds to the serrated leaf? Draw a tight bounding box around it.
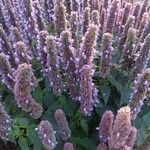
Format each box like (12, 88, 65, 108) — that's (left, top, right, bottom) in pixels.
(80, 119, 88, 136)
(18, 136, 29, 150)
(100, 85, 111, 104)
(18, 118, 29, 128)
(27, 127, 43, 150)
(76, 137, 96, 150)
(107, 74, 122, 92)
(120, 84, 131, 105)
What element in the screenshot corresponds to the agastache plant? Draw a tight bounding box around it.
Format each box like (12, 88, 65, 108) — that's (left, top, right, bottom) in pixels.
(100, 33, 113, 77)
(14, 63, 42, 118)
(54, 109, 71, 141)
(37, 120, 57, 150)
(54, 0, 67, 36)
(129, 69, 150, 120)
(63, 142, 74, 150)
(0, 103, 11, 140)
(46, 35, 63, 95)
(97, 106, 137, 150)
(60, 30, 78, 100)
(0, 53, 14, 91)
(0, 0, 150, 149)
(79, 65, 98, 116)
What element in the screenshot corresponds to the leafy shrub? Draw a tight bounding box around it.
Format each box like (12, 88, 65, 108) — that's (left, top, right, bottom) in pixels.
(0, 0, 150, 149)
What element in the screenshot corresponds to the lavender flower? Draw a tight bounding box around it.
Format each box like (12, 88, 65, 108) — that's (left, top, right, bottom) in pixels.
(14, 63, 41, 115)
(43, 0, 54, 26)
(60, 30, 78, 100)
(72, 0, 79, 12)
(91, 10, 100, 27)
(100, 33, 113, 77)
(14, 41, 30, 64)
(98, 110, 114, 143)
(64, 0, 72, 15)
(37, 120, 57, 150)
(0, 103, 11, 140)
(69, 11, 78, 49)
(120, 28, 136, 69)
(96, 143, 108, 150)
(54, 0, 67, 35)
(0, 53, 15, 91)
(136, 0, 149, 29)
(79, 65, 98, 116)
(137, 12, 149, 38)
(37, 30, 49, 73)
(79, 24, 98, 70)
(32, 0, 45, 31)
(46, 35, 63, 95)
(100, 8, 106, 33)
(82, 7, 90, 34)
(129, 69, 150, 120)
(0, 25, 17, 68)
(132, 34, 150, 81)
(63, 142, 74, 150)
(105, 0, 119, 33)
(54, 109, 71, 141)
(121, 3, 132, 26)
(0, 4, 9, 34)
(10, 26, 22, 44)
(132, 2, 141, 26)
(2, 0, 19, 29)
(109, 106, 132, 149)
(30, 102, 43, 119)
(118, 15, 135, 50)
(125, 127, 137, 148)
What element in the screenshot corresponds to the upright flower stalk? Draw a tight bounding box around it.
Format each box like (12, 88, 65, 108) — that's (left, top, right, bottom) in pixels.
(97, 106, 137, 150)
(79, 24, 98, 70)
(14, 63, 42, 118)
(60, 30, 78, 100)
(80, 65, 98, 116)
(129, 69, 150, 120)
(120, 28, 136, 69)
(46, 35, 63, 96)
(54, 109, 71, 141)
(131, 34, 150, 81)
(105, 0, 118, 33)
(14, 41, 30, 64)
(82, 7, 90, 34)
(54, 0, 67, 36)
(37, 30, 49, 74)
(69, 11, 78, 50)
(100, 33, 113, 77)
(0, 103, 11, 140)
(0, 53, 15, 91)
(63, 142, 74, 150)
(37, 120, 57, 150)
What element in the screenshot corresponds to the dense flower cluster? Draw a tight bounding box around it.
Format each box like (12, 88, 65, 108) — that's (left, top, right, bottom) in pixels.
(0, 103, 11, 140)
(98, 106, 137, 150)
(37, 120, 57, 150)
(54, 109, 71, 141)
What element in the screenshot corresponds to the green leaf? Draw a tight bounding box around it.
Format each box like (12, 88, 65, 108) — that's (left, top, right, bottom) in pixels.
(107, 74, 122, 92)
(27, 127, 43, 150)
(76, 137, 96, 150)
(80, 119, 88, 136)
(100, 85, 111, 104)
(18, 136, 29, 150)
(120, 84, 131, 105)
(134, 111, 150, 146)
(18, 118, 29, 128)
(43, 89, 56, 108)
